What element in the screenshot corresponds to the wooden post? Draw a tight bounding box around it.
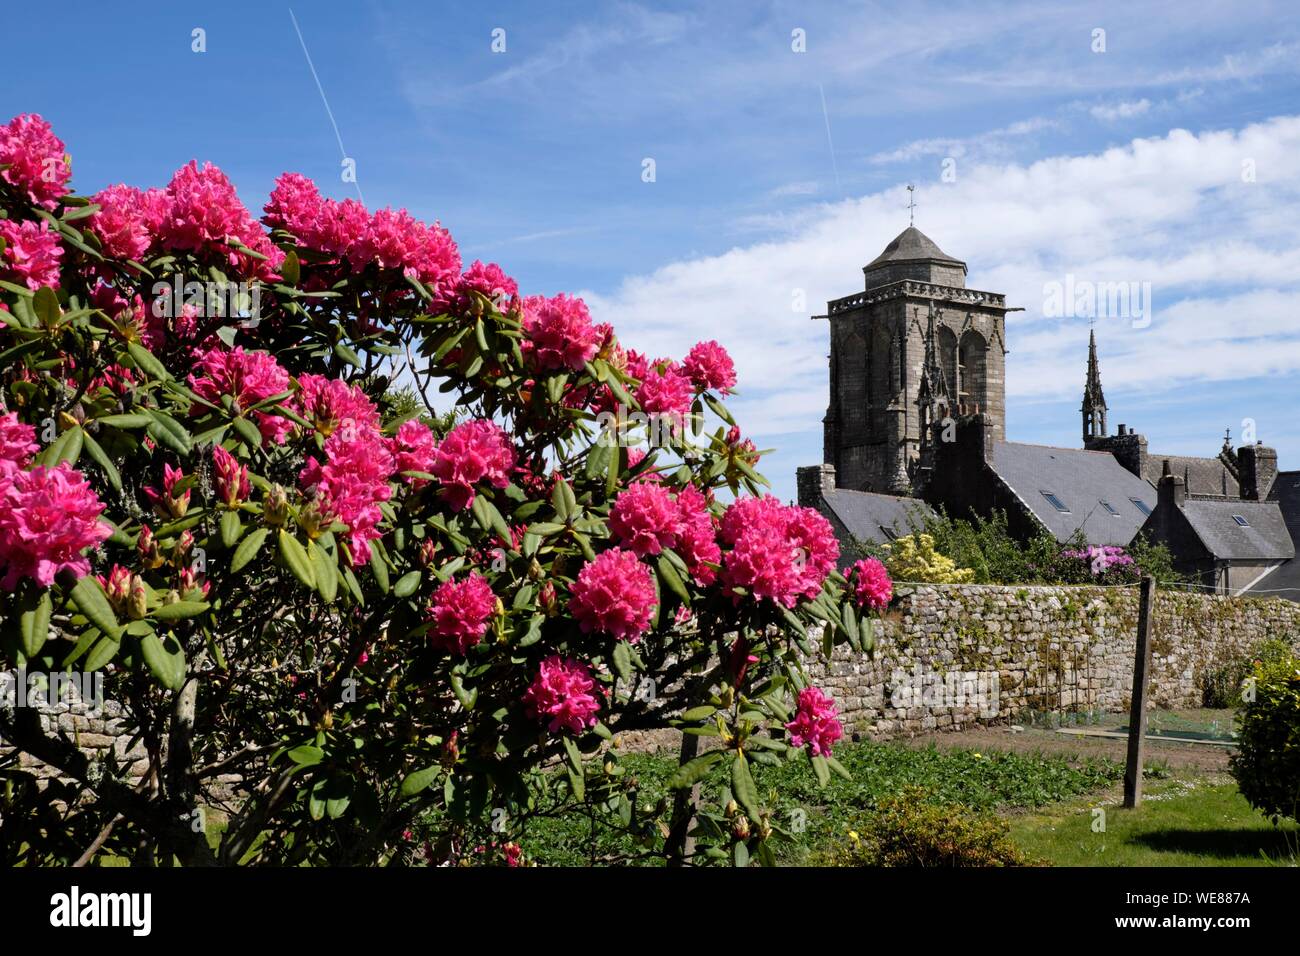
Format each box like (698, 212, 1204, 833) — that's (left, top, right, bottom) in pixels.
(1123, 576, 1156, 808)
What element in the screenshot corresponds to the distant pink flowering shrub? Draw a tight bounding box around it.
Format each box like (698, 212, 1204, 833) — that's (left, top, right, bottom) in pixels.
(681, 340, 737, 394)
(523, 655, 601, 734)
(430, 419, 515, 511)
(427, 572, 496, 655)
(522, 293, 600, 371)
(568, 547, 657, 642)
(0, 113, 70, 209)
(0, 463, 111, 589)
(785, 687, 843, 757)
(0, 217, 63, 290)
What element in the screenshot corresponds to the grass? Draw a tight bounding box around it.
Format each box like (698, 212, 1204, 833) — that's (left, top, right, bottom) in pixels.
(510, 740, 1124, 866)
(1006, 777, 1299, 867)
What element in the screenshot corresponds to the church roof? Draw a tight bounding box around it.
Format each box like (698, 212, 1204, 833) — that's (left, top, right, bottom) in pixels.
(988, 442, 1156, 546)
(822, 489, 933, 547)
(865, 226, 965, 269)
(1141, 455, 1239, 497)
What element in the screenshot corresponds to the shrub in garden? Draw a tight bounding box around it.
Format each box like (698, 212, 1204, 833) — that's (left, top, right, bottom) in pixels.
(1230, 648, 1300, 823)
(0, 113, 883, 866)
(816, 788, 1038, 867)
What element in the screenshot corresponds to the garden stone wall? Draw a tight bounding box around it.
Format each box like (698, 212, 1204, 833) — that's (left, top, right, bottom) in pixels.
(811, 584, 1300, 740)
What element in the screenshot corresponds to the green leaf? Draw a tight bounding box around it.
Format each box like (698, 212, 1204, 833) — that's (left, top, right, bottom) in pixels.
(32, 286, 60, 327)
(83, 634, 120, 671)
(219, 509, 243, 549)
(278, 529, 316, 589)
(150, 601, 210, 622)
(667, 750, 724, 789)
(551, 476, 576, 521)
(656, 554, 691, 605)
(95, 413, 153, 429)
(826, 754, 852, 781)
(308, 539, 338, 603)
(450, 674, 477, 710)
(563, 736, 584, 776)
(393, 570, 422, 598)
(145, 409, 191, 454)
(810, 754, 831, 788)
(287, 745, 324, 767)
(399, 766, 439, 798)
(231, 415, 263, 449)
(231, 527, 269, 573)
(612, 640, 633, 683)
(126, 341, 171, 381)
(19, 589, 53, 658)
(140, 631, 186, 691)
(369, 544, 390, 593)
(731, 753, 761, 821)
(280, 249, 300, 286)
(70, 576, 122, 639)
(334, 341, 362, 368)
(681, 705, 716, 721)
(80, 429, 121, 491)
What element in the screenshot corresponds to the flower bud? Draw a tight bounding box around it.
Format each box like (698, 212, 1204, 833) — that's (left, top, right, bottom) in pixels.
(263, 484, 289, 527)
(539, 580, 558, 617)
(297, 499, 325, 539)
(137, 524, 164, 570)
(732, 815, 750, 840)
(101, 564, 132, 613)
(724, 799, 739, 819)
(418, 537, 438, 568)
(127, 575, 148, 620)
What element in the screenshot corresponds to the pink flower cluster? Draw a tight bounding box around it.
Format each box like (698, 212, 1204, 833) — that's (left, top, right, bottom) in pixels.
(187, 346, 293, 443)
(429, 419, 515, 511)
(86, 184, 159, 262)
(681, 340, 737, 394)
(299, 420, 394, 566)
(0, 218, 63, 290)
(568, 547, 657, 642)
(388, 418, 438, 485)
(0, 114, 70, 210)
(0, 463, 111, 589)
(156, 161, 283, 281)
(606, 481, 719, 584)
(426, 571, 496, 654)
(523, 655, 601, 734)
(850, 557, 893, 611)
(719, 496, 838, 608)
(263, 172, 460, 291)
(438, 259, 519, 315)
(521, 293, 601, 372)
(1062, 544, 1135, 575)
(291, 373, 380, 438)
(784, 687, 843, 757)
(635, 364, 694, 417)
(0, 412, 38, 478)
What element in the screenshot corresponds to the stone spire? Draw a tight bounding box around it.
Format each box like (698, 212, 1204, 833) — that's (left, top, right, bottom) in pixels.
(1081, 329, 1107, 443)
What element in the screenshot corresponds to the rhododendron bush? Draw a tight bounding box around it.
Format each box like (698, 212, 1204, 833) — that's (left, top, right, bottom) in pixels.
(0, 114, 885, 867)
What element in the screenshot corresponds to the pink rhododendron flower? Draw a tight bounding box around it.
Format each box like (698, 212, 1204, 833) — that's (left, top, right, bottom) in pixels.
(291, 373, 380, 437)
(389, 418, 438, 485)
(299, 423, 394, 566)
(0, 463, 111, 589)
(0, 114, 70, 210)
(144, 463, 190, 520)
(521, 293, 601, 372)
(311, 197, 371, 258)
(212, 444, 250, 508)
(427, 571, 496, 654)
(156, 161, 283, 280)
(681, 340, 737, 394)
(635, 364, 694, 417)
(568, 548, 656, 642)
(97, 564, 133, 613)
(850, 557, 892, 610)
(0, 411, 38, 478)
(0, 217, 63, 290)
(87, 184, 154, 261)
(263, 172, 324, 237)
(439, 259, 519, 315)
(430, 419, 515, 511)
(674, 484, 720, 585)
(720, 496, 838, 607)
(785, 687, 843, 757)
(347, 207, 461, 292)
(608, 482, 681, 557)
(187, 346, 293, 444)
(523, 655, 601, 734)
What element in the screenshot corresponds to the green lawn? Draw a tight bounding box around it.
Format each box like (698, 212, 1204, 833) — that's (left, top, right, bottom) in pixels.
(1007, 779, 1298, 866)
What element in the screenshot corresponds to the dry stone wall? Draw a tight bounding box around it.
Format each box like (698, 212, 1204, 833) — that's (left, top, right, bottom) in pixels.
(811, 584, 1300, 739)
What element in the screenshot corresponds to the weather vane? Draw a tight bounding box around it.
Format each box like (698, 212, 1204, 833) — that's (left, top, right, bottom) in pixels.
(906, 183, 917, 225)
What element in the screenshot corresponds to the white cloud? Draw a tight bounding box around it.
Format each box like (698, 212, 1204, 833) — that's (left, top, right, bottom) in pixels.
(582, 115, 1300, 454)
(1089, 98, 1151, 121)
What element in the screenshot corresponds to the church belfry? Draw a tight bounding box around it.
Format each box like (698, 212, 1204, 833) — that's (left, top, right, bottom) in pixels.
(818, 226, 1008, 495)
(1081, 329, 1107, 443)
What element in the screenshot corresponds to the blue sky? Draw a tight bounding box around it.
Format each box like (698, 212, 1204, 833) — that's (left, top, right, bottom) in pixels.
(6, 0, 1300, 501)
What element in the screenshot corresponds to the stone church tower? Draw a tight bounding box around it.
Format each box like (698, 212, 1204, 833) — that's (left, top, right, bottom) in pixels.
(819, 226, 1009, 494)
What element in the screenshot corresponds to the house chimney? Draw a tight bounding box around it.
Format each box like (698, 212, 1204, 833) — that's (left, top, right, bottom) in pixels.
(1238, 443, 1278, 500)
(797, 463, 836, 508)
(1157, 458, 1186, 508)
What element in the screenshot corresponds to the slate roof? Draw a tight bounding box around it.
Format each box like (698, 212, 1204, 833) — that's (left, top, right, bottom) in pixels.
(988, 442, 1157, 546)
(1179, 498, 1294, 560)
(822, 488, 934, 545)
(1142, 454, 1239, 497)
(1246, 471, 1300, 600)
(865, 226, 965, 269)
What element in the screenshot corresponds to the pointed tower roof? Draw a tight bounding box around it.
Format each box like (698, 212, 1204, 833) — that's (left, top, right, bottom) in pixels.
(1083, 329, 1106, 408)
(863, 226, 968, 290)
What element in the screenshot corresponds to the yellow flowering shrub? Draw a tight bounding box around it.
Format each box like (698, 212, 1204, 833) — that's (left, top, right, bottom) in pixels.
(884, 533, 976, 584)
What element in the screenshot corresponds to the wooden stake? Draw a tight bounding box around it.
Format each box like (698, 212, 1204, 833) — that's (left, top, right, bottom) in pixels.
(1123, 576, 1156, 808)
